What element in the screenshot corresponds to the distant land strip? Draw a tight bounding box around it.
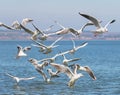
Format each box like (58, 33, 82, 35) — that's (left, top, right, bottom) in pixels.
(0, 30, 120, 41)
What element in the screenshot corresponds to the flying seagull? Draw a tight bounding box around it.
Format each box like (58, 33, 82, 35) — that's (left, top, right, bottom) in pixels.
(5, 72, 35, 84)
(31, 36, 63, 54)
(16, 45, 31, 59)
(54, 21, 91, 37)
(50, 63, 84, 87)
(79, 12, 115, 36)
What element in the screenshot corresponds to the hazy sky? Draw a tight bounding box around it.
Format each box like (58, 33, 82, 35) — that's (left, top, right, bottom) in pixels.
(0, 0, 119, 32)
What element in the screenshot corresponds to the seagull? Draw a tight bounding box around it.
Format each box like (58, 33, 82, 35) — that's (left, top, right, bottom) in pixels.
(16, 45, 31, 59)
(54, 21, 91, 37)
(0, 22, 14, 30)
(31, 23, 56, 41)
(62, 54, 80, 66)
(21, 18, 33, 26)
(31, 36, 63, 54)
(20, 23, 41, 40)
(55, 21, 78, 36)
(79, 12, 115, 36)
(28, 58, 49, 81)
(69, 39, 88, 54)
(47, 68, 60, 79)
(72, 64, 96, 80)
(50, 63, 84, 87)
(5, 72, 35, 84)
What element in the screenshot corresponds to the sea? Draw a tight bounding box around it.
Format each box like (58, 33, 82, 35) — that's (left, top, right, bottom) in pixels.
(0, 40, 120, 95)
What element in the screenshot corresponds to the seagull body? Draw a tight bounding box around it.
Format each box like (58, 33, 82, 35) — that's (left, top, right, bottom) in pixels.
(28, 58, 49, 81)
(11, 20, 21, 30)
(5, 73, 35, 84)
(32, 36, 62, 54)
(79, 12, 115, 36)
(50, 63, 83, 87)
(16, 45, 31, 59)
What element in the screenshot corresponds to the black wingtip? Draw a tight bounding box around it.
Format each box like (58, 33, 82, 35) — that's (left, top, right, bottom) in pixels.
(110, 19, 116, 24)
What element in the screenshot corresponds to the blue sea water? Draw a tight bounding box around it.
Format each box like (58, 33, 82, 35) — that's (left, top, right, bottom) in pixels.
(0, 40, 120, 95)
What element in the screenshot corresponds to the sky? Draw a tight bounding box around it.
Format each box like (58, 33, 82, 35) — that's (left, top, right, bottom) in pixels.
(0, 0, 120, 32)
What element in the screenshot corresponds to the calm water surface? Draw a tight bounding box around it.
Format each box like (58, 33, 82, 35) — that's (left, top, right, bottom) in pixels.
(0, 40, 120, 95)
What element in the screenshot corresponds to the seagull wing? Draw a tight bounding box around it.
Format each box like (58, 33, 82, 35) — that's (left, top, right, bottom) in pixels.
(51, 36, 63, 46)
(50, 63, 73, 79)
(36, 69, 47, 81)
(20, 24, 34, 34)
(79, 12, 101, 28)
(78, 65, 96, 80)
(32, 23, 44, 35)
(54, 20, 65, 29)
(23, 46, 31, 51)
(104, 19, 115, 28)
(5, 73, 16, 79)
(76, 42, 88, 50)
(19, 77, 36, 80)
(32, 39, 47, 48)
(84, 66, 96, 80)
(68, 58, 81, 63)
(71, 39, 76, 49)
(2, 24, 14, 30)
(44, 25, 54, 32)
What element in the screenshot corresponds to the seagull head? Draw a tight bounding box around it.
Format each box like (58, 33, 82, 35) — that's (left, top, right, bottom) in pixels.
(28, 58, 37, 63)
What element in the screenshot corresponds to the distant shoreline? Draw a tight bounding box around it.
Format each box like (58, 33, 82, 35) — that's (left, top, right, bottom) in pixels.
(0, 30, 120, 41)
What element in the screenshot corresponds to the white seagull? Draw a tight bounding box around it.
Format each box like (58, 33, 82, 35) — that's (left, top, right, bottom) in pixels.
(50, 63, 84, 87)
(79, 12, 115, 36)
(5, 72, 35, 84)
(32, 36, 63, 54)
(70, 64, 96, 80)
(54, 21, 91, 37)
(16, 45, 31, 59)
(28, 58, 49, 82)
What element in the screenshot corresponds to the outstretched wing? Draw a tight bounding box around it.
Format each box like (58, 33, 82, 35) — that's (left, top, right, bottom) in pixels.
(50, 63, 73, 79)
(79, 12, 101, 28)
(20, 77, 36, 80)
(20, 24, 34, 34)
(104, 19, 115, 28)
